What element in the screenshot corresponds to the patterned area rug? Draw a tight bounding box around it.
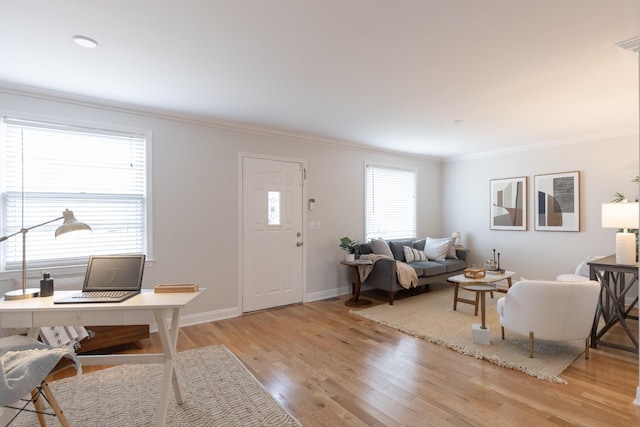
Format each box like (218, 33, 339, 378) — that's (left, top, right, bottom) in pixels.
(6, 345, 301, 426)
(352, 285, 585, 384)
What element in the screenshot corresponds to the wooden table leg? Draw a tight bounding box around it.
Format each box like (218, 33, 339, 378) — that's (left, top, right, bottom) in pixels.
(345, 264, 372, 307)
(453, 282, 459, 310)
(452, 282, 479, 315)
(480, 291, 487, 329)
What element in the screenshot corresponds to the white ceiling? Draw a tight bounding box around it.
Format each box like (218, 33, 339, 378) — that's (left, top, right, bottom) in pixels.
(0, 1, 638, 160)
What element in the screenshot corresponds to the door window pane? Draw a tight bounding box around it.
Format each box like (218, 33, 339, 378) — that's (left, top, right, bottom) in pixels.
(268, 191, 281, 225)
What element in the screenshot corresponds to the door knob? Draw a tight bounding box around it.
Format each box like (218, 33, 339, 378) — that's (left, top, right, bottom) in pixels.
(296, 242, 303, 247)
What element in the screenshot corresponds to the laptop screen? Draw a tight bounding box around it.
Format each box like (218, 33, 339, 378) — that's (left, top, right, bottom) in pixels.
(83, 254, 146, 291)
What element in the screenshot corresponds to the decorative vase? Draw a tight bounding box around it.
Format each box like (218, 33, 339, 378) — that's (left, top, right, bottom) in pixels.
(345, 253, 355, 262)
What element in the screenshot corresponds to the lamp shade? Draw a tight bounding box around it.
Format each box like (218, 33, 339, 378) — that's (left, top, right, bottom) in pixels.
(451, 231, 462, 247)
(55, 209, 92, 238)
(602, 202, 639, 229)
(602, 201, 639, 265)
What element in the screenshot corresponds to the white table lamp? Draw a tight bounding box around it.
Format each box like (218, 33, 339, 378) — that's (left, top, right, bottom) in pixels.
(451, 231, 462, 248)
(602, 201, 639, 265)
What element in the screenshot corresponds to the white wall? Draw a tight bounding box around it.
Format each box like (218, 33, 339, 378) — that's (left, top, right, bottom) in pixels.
(0, 88, 443, 322)
(442, 134, 639, 282)
(2, 88, 637, 323)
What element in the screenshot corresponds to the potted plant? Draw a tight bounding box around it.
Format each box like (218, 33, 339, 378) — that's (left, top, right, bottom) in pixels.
(339, 236, 360, 262)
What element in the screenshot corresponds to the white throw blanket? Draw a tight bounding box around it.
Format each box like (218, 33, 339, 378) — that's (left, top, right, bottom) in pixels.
(358, 254, 418, 289)
(0, 345, 79, 406)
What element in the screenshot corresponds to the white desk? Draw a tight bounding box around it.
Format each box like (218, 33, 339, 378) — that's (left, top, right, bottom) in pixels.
(0, 289, 205, 427)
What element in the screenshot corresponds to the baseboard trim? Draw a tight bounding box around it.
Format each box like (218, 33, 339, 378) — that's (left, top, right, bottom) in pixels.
(304, 286, 351, 303)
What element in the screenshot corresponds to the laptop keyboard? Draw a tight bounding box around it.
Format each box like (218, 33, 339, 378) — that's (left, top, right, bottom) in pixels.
(74, 291, 131, 299)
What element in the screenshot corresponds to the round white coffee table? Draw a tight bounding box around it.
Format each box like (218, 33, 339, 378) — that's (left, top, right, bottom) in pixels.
(448, 270, 515, 314)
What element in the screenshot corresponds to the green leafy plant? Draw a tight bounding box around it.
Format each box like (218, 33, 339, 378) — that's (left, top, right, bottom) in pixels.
(339, 236, 360, 254)
(612, 176, 639, 203)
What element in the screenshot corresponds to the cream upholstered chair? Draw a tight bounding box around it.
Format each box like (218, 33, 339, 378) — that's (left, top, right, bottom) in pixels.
(496, 280, 601, 358)
(556, 256, 603, 282)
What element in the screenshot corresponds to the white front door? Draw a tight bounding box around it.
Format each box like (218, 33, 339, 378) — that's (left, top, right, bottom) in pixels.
(241, 155, 304, 312)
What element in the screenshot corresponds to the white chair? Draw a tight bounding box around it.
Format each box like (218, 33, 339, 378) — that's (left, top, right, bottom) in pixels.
(0, 335, 79, 426)
(496, 280, 601, 358)
(556, 256, 603, 282)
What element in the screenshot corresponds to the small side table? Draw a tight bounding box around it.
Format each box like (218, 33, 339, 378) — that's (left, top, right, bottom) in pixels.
(341, 260, 372, 307)
(460, 283, 497, 345)
(588, 255, 639, 353)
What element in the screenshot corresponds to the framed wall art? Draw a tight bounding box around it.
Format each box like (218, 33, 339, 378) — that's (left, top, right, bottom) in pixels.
(534, 171, 580, 231)
(490, 176, 527, 230)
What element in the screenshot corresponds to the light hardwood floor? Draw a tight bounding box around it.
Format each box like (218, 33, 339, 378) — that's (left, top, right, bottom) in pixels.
(63, 287, 640, 427)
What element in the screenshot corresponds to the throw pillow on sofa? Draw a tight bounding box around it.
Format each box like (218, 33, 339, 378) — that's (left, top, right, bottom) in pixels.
(403, 245, 428, 262)
(371, 239, 394, 258)
(423, 237, 455, 261)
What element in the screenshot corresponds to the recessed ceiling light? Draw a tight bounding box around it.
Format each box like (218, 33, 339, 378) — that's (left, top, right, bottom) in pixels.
(73, 35, 98, 49)
(452, 119, 464, 124)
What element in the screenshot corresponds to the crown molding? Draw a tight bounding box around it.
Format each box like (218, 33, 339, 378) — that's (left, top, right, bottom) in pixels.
(617, 35, 640, 53)
(0, 81, 442, 164)
(445, 128, 639, 163)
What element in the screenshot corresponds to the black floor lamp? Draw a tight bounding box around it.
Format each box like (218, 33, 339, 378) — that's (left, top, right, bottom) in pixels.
(1, 209, 91, 300)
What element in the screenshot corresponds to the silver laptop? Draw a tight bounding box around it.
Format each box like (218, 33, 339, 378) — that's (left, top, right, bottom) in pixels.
(54, 254, 146, 304)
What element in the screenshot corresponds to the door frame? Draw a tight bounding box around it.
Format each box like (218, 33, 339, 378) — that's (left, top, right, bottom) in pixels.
(238, 152, 308, 313)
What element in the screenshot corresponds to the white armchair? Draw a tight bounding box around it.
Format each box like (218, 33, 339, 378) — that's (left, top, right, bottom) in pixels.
(496, 280, 601, 358)
(556, 256, 603, 282)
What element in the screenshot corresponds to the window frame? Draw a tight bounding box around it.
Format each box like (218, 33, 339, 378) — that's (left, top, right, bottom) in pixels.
(0, 114, 153, 279)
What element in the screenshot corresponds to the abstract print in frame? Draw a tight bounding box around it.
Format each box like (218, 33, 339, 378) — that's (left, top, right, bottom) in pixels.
(534, 171, 580, 232)
(490, 177, 527, 230)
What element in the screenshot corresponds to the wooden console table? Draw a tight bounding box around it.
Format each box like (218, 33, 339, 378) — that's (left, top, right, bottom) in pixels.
(588, 255, 639, 353)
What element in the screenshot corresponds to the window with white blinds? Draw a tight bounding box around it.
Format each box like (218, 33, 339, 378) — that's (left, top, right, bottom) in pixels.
(0, 117, 148, 272)
(365, 163, 417, 241)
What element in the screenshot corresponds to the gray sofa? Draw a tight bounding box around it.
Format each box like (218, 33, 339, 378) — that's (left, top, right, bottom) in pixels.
(359, 238, 467, 305)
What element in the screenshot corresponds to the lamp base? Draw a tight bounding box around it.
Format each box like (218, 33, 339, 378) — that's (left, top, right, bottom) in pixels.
(615, 232, 637, 265)
(4, 287, 40, 300)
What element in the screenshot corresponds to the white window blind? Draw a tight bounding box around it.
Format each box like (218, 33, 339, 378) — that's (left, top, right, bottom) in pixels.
(0, 117, 148, 272)
(365, 163, 417, 241)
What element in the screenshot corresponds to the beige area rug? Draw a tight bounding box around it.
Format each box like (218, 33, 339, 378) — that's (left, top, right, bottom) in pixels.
(352, 286, 585, 384)
(6, 345, 301, 427)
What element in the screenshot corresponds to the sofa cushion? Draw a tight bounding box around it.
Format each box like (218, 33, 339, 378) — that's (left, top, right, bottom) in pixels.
(422, 237, 452, 260)
(403, 246, 428, 262)
(370, 239, 393, 258)
(358, 243, 373, 255)
(415, 237, 458, 259)
(435, 258, 466, 273)
(412, 239, 426, 251)
(407, 261, 447, 277)
(388, 239, 414, 261)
